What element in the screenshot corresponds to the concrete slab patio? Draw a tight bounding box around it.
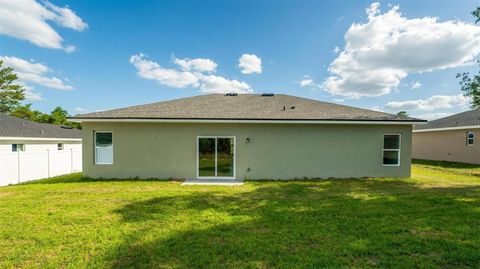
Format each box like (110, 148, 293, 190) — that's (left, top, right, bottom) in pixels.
(182, 179, 244, 186)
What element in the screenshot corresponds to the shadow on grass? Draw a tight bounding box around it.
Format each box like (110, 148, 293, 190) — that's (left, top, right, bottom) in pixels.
(413, 159, 480, 169)
(105, 180, 480, 268)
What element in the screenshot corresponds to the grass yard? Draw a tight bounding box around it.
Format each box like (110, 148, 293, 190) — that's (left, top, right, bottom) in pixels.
(0, 160, 479, 268)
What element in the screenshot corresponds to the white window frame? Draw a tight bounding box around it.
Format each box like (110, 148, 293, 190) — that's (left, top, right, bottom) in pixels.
(58, 143, 64, 151)
(467, 131, 475, 146)
(196, 136, 236, 180)
(382, 133, 401, 167)
(94, 131, 113, 165)
(12, 144, 25, 152)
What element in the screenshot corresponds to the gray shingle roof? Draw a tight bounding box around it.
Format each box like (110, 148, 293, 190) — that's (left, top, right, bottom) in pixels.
(0, 113, 81, 139)
(414, 108, 480, 130)
(72, 94, 424, 122)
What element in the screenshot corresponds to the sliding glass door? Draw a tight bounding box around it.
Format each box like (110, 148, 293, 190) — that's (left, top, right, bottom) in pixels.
(197, 137, 235, 179)
(198, 138, 216, 177)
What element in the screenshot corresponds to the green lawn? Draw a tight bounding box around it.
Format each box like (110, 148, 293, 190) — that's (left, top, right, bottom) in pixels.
(0, 160, 479, 268)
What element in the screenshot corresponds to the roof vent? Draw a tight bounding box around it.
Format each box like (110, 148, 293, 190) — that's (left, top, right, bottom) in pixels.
(261, 93, 274, 97)
(225, 93, 238, 96)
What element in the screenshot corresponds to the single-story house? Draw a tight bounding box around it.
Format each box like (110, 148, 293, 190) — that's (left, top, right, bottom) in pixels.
(412, 108, 479, 164)
(0, 113, 82, 152)
(0, 113, 82, 186)
(70, 94, 425, 180)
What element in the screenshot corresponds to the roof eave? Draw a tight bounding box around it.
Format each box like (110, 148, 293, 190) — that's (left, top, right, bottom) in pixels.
(0, 136, 82, 141)
(413, 125, 480, 132)
(69, 117, 427, 125)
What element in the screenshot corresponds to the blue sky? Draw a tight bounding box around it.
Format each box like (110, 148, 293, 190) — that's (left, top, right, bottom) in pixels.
(1, 0, 479, 120)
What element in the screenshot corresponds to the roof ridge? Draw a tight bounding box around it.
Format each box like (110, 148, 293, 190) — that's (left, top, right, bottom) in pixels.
(71, 94, 425, 122)
(2, 112, 66, 130)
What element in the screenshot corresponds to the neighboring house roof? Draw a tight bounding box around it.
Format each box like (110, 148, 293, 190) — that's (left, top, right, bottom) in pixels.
(414, 108, 480, 132)
(71, 94, 425, 123)
(0, 113, 81, 139)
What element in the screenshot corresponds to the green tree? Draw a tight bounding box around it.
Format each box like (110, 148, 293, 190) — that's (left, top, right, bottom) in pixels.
(10, 104, 39, 121)
(473, 7, 480, 23)
(397, 111, 408, 117)
(0, 60, 25, 113)
(457, 67, 480, 108)
(50, 106, 81, 129)
(50, 106, 69, 125)
(457, 7, 480, 108)
(36, 113, 53, 124)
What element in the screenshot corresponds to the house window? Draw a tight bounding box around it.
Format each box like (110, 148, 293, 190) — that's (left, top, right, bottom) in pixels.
(12, 144, 25, 152)
(58, 143, 64, 150)
(95, 131, 113, 164)
(467, 132, 474, 146)
(383, 134, 401, 166)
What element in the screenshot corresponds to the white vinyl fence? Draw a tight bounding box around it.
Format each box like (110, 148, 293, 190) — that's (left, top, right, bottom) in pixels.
(0, 149, 82, 186)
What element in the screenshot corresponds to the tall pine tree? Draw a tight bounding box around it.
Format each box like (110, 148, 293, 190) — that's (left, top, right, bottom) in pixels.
(0, 60, 25, 113)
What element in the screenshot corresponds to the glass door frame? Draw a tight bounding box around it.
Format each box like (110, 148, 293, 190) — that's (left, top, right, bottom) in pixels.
(196, 136, 236, 180)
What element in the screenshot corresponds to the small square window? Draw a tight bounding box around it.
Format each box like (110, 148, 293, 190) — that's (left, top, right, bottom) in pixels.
(12, 144, 25, 152)
(58, 143, 64, 150)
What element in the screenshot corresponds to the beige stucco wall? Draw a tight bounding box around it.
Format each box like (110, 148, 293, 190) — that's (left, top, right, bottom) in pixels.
(412, 129, 480, 164)
(81, 122, 413, 179)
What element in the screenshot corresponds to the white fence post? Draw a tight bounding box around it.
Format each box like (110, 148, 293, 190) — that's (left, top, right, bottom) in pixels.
(17, 150, 20, 184)
(47, 149, 50, 178)
(71, 148, 73, 173)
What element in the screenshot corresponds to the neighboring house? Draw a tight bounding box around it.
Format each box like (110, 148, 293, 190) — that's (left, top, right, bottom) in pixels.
(70, 94, 425, 180)
(0, 113, 82, 152)
(412, 108, 480, 164)
(0, 113, 82, 186)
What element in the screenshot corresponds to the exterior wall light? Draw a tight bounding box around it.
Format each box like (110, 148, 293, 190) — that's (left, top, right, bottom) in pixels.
(246, 138, 250, 143)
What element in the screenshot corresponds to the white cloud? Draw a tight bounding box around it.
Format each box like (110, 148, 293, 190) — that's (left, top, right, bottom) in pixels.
(0, 56, 73, 90)
(416, 112, 454, 121)
(238, 54, 262, 74)
(198, 74, 251, 94)
(300, 78, 314, 87)
(74, 107, 85, 113)
(410, 81, 422, 89)
(173, 58, 217, 73)
(130, 54, 199, 88)
(64, 45, 76, 53)
(323, 2, 480, 98)
(384, 94, 469, 111)
(130, 53, 252, 94)
(299, 75, 320, 88)
(333, 46, 341, 54)
(44, 1, 88, 31)
(0, 0, 87, 51)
